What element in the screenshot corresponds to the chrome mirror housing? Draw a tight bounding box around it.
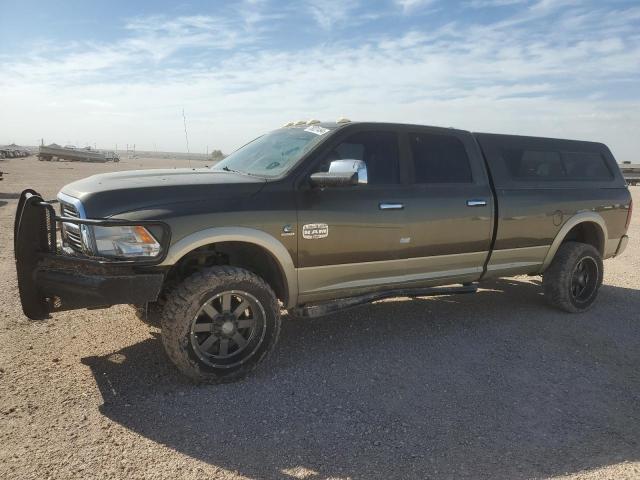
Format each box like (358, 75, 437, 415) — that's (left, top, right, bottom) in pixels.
(328, 159, 368, 184)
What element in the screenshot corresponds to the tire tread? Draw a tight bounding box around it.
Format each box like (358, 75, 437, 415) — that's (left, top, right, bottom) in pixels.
(160, 266, 280, 383)
(543, 241, 603, 313)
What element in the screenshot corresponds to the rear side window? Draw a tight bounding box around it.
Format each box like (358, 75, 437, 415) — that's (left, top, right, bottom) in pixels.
(504, 149, 563, 180)
(562, 151, 612, 180)
(503, 148, 613, 181)
(409, 132, 473, 183)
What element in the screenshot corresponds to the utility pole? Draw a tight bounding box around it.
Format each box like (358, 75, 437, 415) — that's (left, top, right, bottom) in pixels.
(182, 108, 192, 167)
(182, 109, 190, 153)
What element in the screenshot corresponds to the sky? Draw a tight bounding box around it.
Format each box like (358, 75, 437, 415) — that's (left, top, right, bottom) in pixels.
(0, 0, 639, 161)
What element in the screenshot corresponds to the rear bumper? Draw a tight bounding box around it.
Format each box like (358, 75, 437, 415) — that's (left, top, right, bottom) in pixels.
(615, 235, 629, 257)
(14, 190, 167, 320)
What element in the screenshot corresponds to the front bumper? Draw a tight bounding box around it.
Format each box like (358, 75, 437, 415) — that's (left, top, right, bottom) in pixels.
(14, 190, 169, 320)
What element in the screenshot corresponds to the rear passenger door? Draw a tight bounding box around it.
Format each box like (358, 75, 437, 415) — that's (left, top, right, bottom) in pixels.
(401, 128, 494, 284)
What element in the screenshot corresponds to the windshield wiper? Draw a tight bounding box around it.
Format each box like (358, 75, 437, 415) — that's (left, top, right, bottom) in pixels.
(221, 166, 246, 175)
(220, 165, 264, 178)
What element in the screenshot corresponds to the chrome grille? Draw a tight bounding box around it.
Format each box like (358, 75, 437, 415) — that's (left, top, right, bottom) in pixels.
(61, 202, 79, 218)
(60, 201, 84, 252)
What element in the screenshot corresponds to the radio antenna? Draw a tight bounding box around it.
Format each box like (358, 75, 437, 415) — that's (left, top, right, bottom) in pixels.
(182, 108, 192, 168)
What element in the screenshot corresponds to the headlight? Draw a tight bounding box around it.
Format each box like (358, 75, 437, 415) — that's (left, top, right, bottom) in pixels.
(91, 225, 161, 258)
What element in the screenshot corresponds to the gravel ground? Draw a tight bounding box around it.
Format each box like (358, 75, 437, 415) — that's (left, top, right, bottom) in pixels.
(0, 156, 639, 480)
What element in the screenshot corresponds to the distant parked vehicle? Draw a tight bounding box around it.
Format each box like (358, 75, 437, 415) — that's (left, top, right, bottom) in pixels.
(620, 161, 640, 186)
(38, 144, 119, 163)
(0, 145, 30, 158)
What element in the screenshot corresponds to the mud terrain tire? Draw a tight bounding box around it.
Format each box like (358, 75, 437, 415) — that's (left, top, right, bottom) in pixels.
(161, 266, 280, 383)
(543, 241, 603, 313)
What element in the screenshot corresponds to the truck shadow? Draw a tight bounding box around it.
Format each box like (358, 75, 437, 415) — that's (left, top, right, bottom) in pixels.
(82, 278, 640, 479)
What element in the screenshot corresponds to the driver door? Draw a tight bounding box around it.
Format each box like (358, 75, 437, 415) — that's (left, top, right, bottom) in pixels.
(296, 129, 412, 303)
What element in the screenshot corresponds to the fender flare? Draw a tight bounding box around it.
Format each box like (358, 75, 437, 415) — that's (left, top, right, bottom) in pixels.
(160, 227, 298, 308)
(539, 211, 608, 273)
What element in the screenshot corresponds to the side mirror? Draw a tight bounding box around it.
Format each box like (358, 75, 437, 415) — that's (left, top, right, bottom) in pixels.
(309, 159, 368, 188)
(309, 171, 358, 187)
(329, 159, 368, 184)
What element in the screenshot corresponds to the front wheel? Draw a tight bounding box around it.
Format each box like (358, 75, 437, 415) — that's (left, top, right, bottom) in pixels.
(160, 266, 281, 383)
(543, 241, 603, 313)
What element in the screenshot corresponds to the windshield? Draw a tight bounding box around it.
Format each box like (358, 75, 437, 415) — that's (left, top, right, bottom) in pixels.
(213, 127, 331, 178)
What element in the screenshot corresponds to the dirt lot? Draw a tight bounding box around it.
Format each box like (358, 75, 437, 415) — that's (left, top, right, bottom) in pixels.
(0, 155, 639, 480)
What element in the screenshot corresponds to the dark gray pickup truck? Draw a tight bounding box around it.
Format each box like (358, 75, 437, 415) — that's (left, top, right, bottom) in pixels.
(14, 121, 632, 383)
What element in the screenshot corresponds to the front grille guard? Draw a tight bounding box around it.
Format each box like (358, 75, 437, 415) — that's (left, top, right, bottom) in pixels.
(14, 189, 171, 319)
(15, 190, 171, 264)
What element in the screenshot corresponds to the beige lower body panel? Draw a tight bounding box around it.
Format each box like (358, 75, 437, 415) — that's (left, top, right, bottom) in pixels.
(605, 236, 624, 259)
(484, 245, 549, 278)
(613, 236, 628, 257)
(297, 251, 487, 304)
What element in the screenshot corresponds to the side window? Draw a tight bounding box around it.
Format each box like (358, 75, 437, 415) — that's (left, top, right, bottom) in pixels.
(504, 149, 564, 180)
(562, 151, 613, 180)
(409, 132, 473, 183)
(316, 131, 400, 185)
(502, 149, 614, 181)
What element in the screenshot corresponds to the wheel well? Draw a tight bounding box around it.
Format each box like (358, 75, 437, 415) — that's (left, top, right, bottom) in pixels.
(561, 222, 604, 255)
(164, 241, 288, 304)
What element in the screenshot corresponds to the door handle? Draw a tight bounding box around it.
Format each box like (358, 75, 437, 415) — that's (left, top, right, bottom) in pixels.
(379, 202, 404, 210)
(466, 199, 487, 207)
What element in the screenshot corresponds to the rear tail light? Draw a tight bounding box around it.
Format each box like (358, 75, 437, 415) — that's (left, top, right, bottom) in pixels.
(625, 198, 633, 230)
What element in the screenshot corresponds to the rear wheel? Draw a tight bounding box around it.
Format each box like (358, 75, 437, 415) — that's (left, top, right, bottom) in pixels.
(160, 266, 280, 383)
(543, 241, 603, 313)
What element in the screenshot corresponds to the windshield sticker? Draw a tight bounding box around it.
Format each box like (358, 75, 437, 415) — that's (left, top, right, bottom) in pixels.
(302, 223, 329, 239)
(304, 125, 330, 136)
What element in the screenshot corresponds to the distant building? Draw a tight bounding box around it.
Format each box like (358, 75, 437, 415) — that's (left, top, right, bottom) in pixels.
(620, 161, 640, 185)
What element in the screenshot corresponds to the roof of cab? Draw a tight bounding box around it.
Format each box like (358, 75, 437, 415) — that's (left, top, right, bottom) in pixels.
(280, 120, 472, 135)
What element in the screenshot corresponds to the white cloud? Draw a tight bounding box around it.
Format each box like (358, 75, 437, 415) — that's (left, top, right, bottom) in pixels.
(0, 3, 639, 162)
(394, 0, 437, 13)
(529, 0, 581, 12)
(80, 99, 114, 108)
(467, 0, 528, 8)
(307, 0, 360, 29)
(123, 15, 256, 59)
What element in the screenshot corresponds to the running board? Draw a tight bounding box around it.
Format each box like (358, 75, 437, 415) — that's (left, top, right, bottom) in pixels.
(290, 283, 478, 319)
